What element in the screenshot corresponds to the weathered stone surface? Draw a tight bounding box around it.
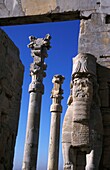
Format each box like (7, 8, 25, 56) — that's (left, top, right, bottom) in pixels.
(22, 35, 51, 170)
(22, 0, 57, 16)
(0, 28, 24, 170)
(0, 0, 24, 18)
(79, 13, 110, 170)
(72, 122, 90, 147)
(62, 53, 103, 170)
(79, 11, 110, 170)
(47, 75, 64, 170)
(0, 1, 109, 170)
(79, 13, 110, 60)
(0, 0, 110, 25)
(57, 0, 99, 15)
(96, 67, 110, 170)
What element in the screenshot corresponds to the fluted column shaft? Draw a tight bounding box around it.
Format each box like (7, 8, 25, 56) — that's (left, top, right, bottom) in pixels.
(22, 34, 51, 170)
(47, 75, 64, 170)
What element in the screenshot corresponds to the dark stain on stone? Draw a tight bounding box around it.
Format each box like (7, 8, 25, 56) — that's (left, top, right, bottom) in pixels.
(105, 15, 110, 24)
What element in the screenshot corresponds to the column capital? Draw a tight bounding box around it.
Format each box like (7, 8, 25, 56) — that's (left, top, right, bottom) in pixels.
(28, 34, 51, 62)
(52, 74, 65, 84)
(28, 34, 51, 93)
(50, 74, 65, 112)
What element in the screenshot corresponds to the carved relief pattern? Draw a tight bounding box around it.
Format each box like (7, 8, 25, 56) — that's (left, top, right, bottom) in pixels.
(50, 75, 65, 112)
(73, 77, 93, 101)
(62, 53, 103, 170)
(28, 34, 51, 94)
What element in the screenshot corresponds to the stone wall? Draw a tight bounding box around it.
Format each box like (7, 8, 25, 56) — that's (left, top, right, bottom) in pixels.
(0, 0, 110, 169)
(0, 0, 110, 26)
(0, 0, 24, 17)
(98, 65, 110, 169)
(79, 13, 110, 170)
(79, 13, 110, 59)
(0, 29, 24, 170)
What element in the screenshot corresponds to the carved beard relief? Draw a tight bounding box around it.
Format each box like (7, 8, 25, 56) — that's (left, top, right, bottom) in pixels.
(71, 75, 94, 148)
(73, 76, 93, 102)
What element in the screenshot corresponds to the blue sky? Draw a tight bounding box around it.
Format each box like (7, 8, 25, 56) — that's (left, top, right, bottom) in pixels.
(1, 20, 80, 170)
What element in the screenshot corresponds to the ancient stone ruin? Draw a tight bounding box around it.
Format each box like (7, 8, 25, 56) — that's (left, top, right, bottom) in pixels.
(22, 34, 51, 170)
(48, 75, 64, 170)
(0, 0, 110, 170)
(0, 29, 24, 169)
(62, 53, 103, 170)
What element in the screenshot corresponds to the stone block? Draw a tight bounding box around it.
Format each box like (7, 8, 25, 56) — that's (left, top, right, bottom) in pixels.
(101, 0, 110, 7)
(103, 149, 110, 167)
(0, 4, 9, 17)
(0, 92, 10, 114)
(76, 166, 85, 170)
(4, 0, 13, 12)
(99, 89, 109, 107)
(103, 114, 110, 124)
(79, 13, 110, 60)
(103, 126, 110, 136)
(76, 152, 86, 166)
(7, 45, 19, 60)
(0, 28, 24, 170)
(103, 136, 110, 146)
(72, 122, 90, 147)
(13, 63, 24, 86)
(0, 0, 109, 25)
(22, 0, 57, 15)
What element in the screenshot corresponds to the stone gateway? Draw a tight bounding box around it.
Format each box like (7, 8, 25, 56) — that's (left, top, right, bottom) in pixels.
(62, 53, 103, 170)
(0, 0, 110, 170)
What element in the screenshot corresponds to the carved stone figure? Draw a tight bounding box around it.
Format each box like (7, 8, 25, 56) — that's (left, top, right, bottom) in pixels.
(62, 53, 103, 170)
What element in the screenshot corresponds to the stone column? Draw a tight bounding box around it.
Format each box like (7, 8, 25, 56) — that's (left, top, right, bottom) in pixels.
(47, 75, 65, 170)
(22, 34, 51, 170)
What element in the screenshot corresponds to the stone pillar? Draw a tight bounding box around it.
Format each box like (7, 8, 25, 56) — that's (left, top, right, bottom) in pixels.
(47, 75, 65, 170)
(22, 34, 51, 170)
